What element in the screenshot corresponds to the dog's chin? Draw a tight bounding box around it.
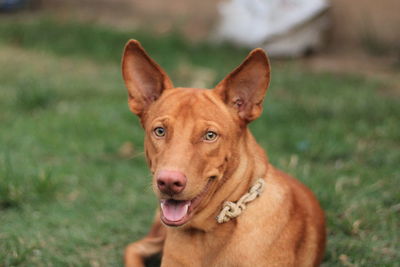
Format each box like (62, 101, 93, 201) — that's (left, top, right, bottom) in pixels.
(159, 179, 214, 227)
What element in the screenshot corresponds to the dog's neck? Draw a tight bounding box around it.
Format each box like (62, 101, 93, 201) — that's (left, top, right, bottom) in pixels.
(182, 129, 269, 232)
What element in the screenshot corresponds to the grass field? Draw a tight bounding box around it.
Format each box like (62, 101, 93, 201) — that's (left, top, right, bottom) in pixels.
(0, 18, 399, 266)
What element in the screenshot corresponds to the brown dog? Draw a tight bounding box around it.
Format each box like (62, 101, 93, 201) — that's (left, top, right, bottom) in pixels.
(122, 40, 326, 266)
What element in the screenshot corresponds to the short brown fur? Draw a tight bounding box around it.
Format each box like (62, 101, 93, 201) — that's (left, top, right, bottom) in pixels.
(122, 40, 326, 267)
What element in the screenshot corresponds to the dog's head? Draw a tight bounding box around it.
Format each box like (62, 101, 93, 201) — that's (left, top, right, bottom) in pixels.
(122, 40, 270, 227)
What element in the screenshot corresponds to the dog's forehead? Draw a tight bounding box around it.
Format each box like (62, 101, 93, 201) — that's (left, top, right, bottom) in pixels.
(148, 88, 232, 123)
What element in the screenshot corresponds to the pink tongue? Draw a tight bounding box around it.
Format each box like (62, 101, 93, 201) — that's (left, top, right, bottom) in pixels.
(161, 200, 190, 222)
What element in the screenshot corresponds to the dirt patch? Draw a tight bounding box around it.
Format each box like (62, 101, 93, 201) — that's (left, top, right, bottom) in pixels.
(40, 0, 218, 40)
(330, 0, 400, 46)
(302, 50, 400, 96)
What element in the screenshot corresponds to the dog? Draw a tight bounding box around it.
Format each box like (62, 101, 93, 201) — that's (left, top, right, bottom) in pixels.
(122, 40, 326, 266)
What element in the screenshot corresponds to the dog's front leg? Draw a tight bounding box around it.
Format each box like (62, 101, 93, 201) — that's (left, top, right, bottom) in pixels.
(125, 211, 165, 267)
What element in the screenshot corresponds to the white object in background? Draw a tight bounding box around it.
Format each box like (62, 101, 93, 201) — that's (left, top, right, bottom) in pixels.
(215, 0, 330, 57)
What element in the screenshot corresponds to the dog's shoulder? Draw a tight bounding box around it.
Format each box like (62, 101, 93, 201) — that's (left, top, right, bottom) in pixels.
(246, 165, 316, 226)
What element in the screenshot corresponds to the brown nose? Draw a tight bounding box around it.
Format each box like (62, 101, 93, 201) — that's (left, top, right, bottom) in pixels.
(156, 170, 187, 195)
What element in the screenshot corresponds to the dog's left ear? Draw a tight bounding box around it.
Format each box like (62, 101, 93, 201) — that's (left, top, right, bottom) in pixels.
(215, 48, 270, 123)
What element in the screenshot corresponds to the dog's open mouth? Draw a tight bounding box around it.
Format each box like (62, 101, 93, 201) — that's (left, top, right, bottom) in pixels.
(160, 199, 191, 226)
(159, 179, 213, 226)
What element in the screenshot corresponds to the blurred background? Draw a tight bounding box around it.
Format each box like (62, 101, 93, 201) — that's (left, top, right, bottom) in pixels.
(0, 0, 399, 266)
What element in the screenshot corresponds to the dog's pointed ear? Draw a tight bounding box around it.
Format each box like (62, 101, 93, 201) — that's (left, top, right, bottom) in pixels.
(122, 39, 173, 117)
(215, 48, 270, 123)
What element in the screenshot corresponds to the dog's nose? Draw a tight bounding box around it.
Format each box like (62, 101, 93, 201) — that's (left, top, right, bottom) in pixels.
(156, 170, 187, 195)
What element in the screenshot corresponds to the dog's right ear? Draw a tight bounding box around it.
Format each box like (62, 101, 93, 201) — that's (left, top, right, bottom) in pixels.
(122, 40, 173, 117)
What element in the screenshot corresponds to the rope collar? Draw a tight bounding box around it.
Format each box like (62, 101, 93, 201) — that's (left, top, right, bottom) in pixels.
(216, 178, 266, 224)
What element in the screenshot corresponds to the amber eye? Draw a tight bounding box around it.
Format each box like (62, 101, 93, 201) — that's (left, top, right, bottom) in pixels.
(204, 131, 218, 142)
(153, 127, 166, 137)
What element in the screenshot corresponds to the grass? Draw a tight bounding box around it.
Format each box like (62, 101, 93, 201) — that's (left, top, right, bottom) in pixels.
(0, 17, 399, 266)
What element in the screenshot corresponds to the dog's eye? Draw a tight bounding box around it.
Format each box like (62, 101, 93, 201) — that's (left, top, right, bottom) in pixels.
(153, 127, 166, 137)
(204, 131, 218, 142)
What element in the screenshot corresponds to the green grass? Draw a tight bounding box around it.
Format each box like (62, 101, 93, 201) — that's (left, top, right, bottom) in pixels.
(0, 17, 399, 266)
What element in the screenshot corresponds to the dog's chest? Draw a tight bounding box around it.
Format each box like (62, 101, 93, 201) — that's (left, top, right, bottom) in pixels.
(162, 225, 267, 267)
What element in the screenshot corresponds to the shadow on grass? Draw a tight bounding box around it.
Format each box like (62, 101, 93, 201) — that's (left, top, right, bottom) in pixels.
(0, 153, 59, 209)
(15, 78, 58, 111)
